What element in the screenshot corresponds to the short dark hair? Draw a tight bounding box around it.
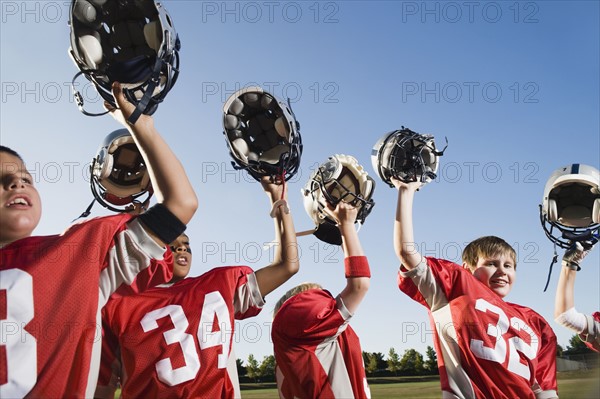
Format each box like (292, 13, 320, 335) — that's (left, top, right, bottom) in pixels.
(0, 145, 23, 162)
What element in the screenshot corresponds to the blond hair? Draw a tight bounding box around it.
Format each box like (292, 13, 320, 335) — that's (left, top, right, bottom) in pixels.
(462, 236, 517, 272)
(273, 282, 323, 316)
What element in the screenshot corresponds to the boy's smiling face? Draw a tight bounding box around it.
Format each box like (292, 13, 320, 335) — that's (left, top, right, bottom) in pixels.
(468, 253, 516, 298)
(0, 151, 41, 246)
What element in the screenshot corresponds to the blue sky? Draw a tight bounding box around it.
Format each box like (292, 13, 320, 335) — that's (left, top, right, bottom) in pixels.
(1, 0, 599, 364)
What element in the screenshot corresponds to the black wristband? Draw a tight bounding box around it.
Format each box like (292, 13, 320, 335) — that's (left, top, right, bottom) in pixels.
(566, 262, 581, 271)
(138, 203, 186, 244)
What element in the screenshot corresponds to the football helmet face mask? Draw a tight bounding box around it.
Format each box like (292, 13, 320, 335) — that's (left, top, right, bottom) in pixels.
(540, 164, 600, 249)
(222, 86, 302, 182)
(69, 0, 180, 124)
(302, 154, 375, 245)
(371, 127, 447, 188)
(90, 129, 153, 212)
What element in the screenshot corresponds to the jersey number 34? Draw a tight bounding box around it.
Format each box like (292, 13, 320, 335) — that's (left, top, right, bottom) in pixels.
(140, 291, 232, 386)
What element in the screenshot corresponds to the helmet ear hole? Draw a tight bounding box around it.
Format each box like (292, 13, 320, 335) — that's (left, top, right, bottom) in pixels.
(548, 199, 558, 222)
(593, 198, 600, 224)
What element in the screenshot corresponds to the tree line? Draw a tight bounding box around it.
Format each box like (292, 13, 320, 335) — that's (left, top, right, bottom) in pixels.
(237, 334, 597, 382)
(237, 346, 439, 382)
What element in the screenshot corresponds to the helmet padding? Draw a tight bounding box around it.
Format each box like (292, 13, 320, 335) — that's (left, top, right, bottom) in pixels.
(69, 0, 180, 123)
(540, 164, 600, 249)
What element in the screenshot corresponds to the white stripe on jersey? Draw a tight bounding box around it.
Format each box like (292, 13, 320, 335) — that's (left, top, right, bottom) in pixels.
(91, 219, 165, 397)
(433, 304, 475, 399)
(316, 338, 355, 399)
(226, 346, 242, 399)
(404, 261, 476, 399)
(98, 219, 165, 306)
(85, 305, 104, 398)
(313, 296, 354, 399)
(234, 271, 264, 315)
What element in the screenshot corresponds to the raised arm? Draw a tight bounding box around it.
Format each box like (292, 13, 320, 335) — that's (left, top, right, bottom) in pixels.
(330, 202, 370, 314)
(393, 179, 423, 270)
(554, 243, 592, 334)
(254, 177, 299, 298)
(106, 82, 198, 244)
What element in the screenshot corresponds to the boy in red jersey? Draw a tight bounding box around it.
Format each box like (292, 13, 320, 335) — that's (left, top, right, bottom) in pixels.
(95, 177, 299, 398)
(0, 82, 197, 398)
(95, 232, 193, 397)
(554, 243, 600, 352)
(272, 202, 371, 399)
(394, 179, 558, 399)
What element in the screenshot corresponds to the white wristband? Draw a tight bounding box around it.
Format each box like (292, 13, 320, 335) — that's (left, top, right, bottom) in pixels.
(555, 307, 588, 334)
(270, 199, 290, 217)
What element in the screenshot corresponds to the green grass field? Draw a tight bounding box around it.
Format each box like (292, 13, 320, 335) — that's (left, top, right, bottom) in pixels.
(239, 370, 600, 398)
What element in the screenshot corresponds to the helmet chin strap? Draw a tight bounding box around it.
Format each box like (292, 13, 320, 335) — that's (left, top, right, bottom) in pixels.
(73, 198, 97, 222)
(71, 71, 110, 117)
(127, 48, 173, 125)
(542, 243, 559, 292)
(125, 55, 166, 125)
(279, 169, 287, 200)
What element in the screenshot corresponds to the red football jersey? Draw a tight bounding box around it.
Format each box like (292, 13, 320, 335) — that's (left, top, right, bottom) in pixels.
(272, 289, 371, 399)
(581, 312, 600, 352)
(398, 257, 558, 399)
(97, 266, 264, 398)
(0, 214, 172, 398)
(95, 256, 172, 399)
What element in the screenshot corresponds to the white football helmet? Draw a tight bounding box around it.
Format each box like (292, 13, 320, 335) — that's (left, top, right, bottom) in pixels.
(90, 129, 152, 212)
(222, 86, 302, 182)
(69, 0, 180, 124)
(540, 164, 600, 249)
(302, 154, 375, 245)
(371, 127, 447, 188)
